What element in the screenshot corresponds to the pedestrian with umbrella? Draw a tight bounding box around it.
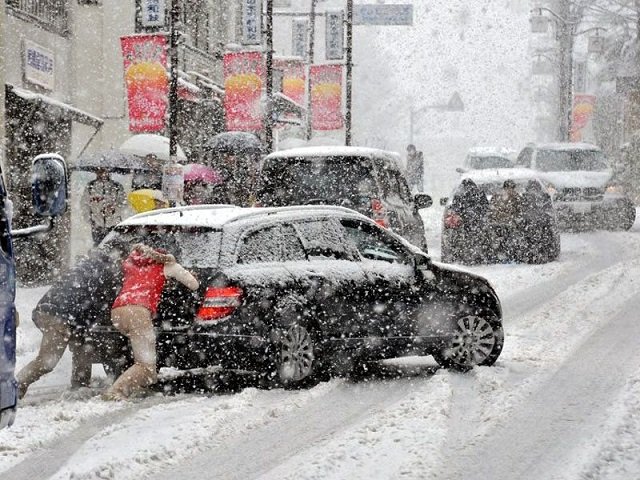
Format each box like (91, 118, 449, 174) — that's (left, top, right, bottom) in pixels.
(81, 167, 127, 245)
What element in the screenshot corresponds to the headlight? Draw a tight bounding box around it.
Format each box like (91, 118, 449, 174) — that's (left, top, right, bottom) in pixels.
(606, 184, 624, 194)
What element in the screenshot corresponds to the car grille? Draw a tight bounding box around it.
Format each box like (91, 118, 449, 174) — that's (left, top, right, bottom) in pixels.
(558, 187, 604, 201)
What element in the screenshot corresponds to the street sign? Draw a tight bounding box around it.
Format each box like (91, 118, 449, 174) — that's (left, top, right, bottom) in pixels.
(353, 4, 413, 26)
(241, 0, 262, 45)
(326, 10, 344, 60)
(292, 18, 309, 59)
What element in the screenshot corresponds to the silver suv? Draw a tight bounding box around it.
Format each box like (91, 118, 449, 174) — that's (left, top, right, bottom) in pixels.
(515, 143, 636, 230)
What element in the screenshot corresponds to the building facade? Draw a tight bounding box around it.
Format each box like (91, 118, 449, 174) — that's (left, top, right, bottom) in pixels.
(3, 0, 238, 282)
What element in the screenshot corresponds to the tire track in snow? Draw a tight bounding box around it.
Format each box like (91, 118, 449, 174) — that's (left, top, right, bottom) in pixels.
(443, 291, 640, 480)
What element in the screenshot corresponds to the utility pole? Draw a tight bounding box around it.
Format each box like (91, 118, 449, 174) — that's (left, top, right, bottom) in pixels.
(305, 0, 318, 141)
(265, 0, 274, 151)
(557, 0, 573, 142)
(169, 2, 179, 162)
(345, 0, 353, 146)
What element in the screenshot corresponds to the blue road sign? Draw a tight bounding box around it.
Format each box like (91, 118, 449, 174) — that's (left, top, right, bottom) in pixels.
(353, 4, 413, 26)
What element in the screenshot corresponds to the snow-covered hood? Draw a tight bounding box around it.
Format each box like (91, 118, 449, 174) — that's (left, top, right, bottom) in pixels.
(538, 170, 612, 189)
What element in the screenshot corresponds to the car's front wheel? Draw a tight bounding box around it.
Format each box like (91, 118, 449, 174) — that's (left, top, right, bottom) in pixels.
(433, 309, 504, 371)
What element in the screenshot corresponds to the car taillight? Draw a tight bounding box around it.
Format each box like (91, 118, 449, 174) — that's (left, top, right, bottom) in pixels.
(444, 211, 462, 229)
(370, 198, 389, 228)
(196, 286, 243, 322)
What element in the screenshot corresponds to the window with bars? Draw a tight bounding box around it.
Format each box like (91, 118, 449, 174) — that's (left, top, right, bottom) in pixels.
(6, 0, 70, 36)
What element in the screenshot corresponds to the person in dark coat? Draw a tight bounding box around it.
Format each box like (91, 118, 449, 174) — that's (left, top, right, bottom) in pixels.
(489, 179, 525, 262)
(521, 180, 554, 262)
(16, 248, 123, 398)
(450, 179, 490, 263)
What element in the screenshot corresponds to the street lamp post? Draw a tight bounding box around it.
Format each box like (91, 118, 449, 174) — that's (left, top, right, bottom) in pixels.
(345, 0, 353, 146)
(304, 0, 318, 141)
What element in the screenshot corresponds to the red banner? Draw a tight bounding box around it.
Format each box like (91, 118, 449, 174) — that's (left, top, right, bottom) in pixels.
(274, 57, 305, 106)
(310, 64, 343, 131)
(120, 34, 169, 133)
(570, 94, 596, 142)
(223, 51, 265, 131)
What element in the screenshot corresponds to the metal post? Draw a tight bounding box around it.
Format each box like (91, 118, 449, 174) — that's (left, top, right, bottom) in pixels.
(265, 0, 274, 151)
(345, 0, 353, 146)
(566, 23, 575, 140)
(169, 1, 179, 160)
(305, 0, 318, 141)
(409, 107, 414, 146)
(556, 0, 571, 142)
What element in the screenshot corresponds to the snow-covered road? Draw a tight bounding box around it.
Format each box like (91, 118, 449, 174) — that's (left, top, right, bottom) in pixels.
(2, 213, 640, 480)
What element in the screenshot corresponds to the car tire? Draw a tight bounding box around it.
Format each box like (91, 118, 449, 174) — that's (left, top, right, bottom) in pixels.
(266, 323, 325, 389)
(432, 307, 504, 372)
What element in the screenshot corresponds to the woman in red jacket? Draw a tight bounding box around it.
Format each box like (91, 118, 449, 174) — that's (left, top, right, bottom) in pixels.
(103, 243, 199, 400)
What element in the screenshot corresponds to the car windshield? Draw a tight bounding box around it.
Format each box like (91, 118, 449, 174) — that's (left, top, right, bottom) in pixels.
(100, 225, 222, 269)
(257, 156, 378, 206)
(466, 156, 513, 169)
(536, 149, 609, 172)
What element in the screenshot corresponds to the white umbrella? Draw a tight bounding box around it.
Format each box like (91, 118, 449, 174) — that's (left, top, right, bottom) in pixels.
(120, 134, 188, 162)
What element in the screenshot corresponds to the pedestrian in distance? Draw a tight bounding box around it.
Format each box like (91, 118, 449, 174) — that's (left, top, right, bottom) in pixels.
(16, 248, 123, 399)
(103, 243, 199, 400)
(81, 168, 127, 245)
(406, 145, 424, 192)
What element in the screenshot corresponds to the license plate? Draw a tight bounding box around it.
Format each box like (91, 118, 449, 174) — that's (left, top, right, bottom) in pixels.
(572, 202, 592, 214)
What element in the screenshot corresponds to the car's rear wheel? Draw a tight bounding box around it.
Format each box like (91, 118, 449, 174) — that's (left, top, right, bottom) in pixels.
(433, 309, 503, 371)
(269, 323, 324, 389)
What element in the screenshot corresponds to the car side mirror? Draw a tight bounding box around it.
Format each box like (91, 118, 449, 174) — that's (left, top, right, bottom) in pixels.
(439, 197, 449, 206)
(31, 153, 68, 217)
(455, 167, 467, 174)
(413, 193, 432, 209)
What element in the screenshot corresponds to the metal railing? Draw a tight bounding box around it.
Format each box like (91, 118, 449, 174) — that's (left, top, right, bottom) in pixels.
(6, 0, 70, 36)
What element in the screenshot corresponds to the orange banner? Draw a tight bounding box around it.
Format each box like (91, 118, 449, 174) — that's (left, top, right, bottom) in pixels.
(274, 57, 306, 106)
(223, 51, 265, 132)
(570, 94, 596, 142)
(120, 34, 168, 133)
(310, 64, 343, 131)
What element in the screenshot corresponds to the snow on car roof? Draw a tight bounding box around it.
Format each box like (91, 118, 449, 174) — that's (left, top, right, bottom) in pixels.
(461, 168, 542, 185)
(467, 146, 515, 157)
(265, 146, 401, 163)
(118, 204, 369, 228)
(531, 142, 601, 152)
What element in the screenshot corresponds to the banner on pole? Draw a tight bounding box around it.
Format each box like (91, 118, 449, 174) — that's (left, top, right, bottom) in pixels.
(325, 10, 344, 60)
(274, 57, 305, 106)
(120, 34, 169, 133)
(241, 0, 262, 45)
(310, 64, 343, 131)
(292, 18, 309, 59)
(223, 51, 265, 131)
(570, 93, 596, 142)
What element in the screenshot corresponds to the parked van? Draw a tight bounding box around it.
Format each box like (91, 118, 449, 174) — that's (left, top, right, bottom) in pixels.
(256, 147, 432, 250)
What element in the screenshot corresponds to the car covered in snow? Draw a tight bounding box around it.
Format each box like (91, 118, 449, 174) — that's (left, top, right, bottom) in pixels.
(77, 205, 503, 388)
(256, 147, 432, 251)
(515, 143, 636, 230)
(441, 169, 560, 264)
(456, 147, 516, 174)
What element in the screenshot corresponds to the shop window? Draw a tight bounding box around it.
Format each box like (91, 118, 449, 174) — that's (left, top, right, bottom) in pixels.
(6, 0, 70, 36)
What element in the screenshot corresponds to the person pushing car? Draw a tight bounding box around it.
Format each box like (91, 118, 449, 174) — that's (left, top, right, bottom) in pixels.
(103, 243, 199, 400)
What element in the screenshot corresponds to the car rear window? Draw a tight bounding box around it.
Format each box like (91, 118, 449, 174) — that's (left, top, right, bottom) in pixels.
(237, 224, 306, 264)
(466, 156, 513, 169)
(257, 156, 378, 206)
(101, 225, 222, 268)
(536, 149, 608, 172)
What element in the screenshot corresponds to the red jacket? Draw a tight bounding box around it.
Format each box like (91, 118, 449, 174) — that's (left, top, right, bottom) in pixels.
(112, 250, 166, 314)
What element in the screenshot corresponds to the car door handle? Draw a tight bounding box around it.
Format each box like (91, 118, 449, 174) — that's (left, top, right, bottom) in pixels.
(306, 272, 326, 279)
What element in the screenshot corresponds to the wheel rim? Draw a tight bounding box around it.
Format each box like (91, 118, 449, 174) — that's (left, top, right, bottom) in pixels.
(445, 315, 496, 367)
(279, 325, 315, 382)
